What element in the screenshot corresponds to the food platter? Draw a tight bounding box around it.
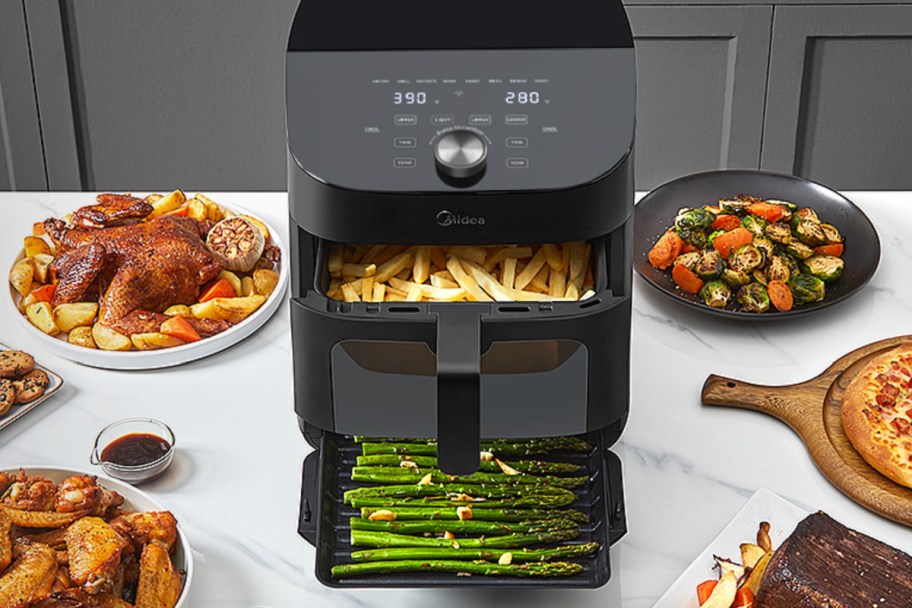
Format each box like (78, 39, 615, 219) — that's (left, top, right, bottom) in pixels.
(7, 201, 288, 370)
(634, 170, 881, 320)
(652, 489, 806, 608)
(1, 465, 193, 608)
(0, 342, 64, 432)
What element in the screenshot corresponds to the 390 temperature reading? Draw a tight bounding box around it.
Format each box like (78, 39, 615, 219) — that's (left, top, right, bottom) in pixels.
(394, 91, 427, 105)
(505, 91, 540, 104)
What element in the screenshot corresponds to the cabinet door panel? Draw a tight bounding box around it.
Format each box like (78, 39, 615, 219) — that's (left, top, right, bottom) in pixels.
(628, 6, 772, 189)
(763, 6, 912, 189)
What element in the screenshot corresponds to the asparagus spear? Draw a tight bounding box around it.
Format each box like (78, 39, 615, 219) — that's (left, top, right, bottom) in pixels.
(348, 493, 579, 509)
(355, 454, 584, 475)
(349, 516, 579, 535)
(350, 542, 600, 563)
(332, 559, 584, 578)
(360, 437, 592, 458)
(351, 467, 588, 489)
(360, 506, 589, 523)
(344, 483, 576, 503)
(354, 436, 593, 453)
(351, 528, 580, 549)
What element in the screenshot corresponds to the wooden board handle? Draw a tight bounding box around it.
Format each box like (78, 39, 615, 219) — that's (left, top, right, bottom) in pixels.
(701, 374, 819, 436)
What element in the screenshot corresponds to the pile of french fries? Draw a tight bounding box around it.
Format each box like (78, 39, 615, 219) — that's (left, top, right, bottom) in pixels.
(326, 242, 596, 303)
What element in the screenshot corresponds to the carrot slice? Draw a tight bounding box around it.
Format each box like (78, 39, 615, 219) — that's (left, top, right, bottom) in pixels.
(648, 230, 684, 270)
(814, 243, 844, 258)
(733, 587, 755, 608)
(30, 284, 56, 303)
(767, 280, 794, 312)
(696, 580, 718, 604)
(713, 227, 754, 259)
(198, 277, 237, 302)
(710, 214, 741, 231)
(160, 315, 201, 343)
(681, 242, 698, 254)
(672, 262, 704, 294)
(746, 202, 784, 223)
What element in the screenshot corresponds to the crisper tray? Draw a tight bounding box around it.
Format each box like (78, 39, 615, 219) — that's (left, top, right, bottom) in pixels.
(298, 430, 627, 588)
(0, 341, 64, 432)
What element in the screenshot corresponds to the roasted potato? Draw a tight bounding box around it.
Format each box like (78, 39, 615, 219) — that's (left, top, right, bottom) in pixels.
(26, 302, 60, 336)
(186, 198, 208, 221)
(92, 324, 132, 352)
(146, 190, 186, 219)
(163, 304, 193, 317)
(31, 253, 55, 284)
(53, 302, 98, 333)
(252, 269, 279, 297)
(241, 276, 255, 297)
(18, 292, 39, 314)
(194, 193, 224, 223)
(131, 333, 186, 351)
(68, 326, 97, 349)
(219, 270, 243, 296)
(24, 236, 52, 258)
(189, 300, 222, 321)
(210, 294, 266, 323)
(10, 258, 35, 297)
(747, 550, 775, 594)
(740, 543, 766, 569)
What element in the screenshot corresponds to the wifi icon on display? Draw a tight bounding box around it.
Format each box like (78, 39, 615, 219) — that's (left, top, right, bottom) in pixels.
(454, 90, 464, 97)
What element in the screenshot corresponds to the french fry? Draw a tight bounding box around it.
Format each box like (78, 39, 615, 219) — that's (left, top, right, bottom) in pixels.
(463, 261, 515, 302)
(569, 241, 587, 281)
(405, 283, 423, 301)
(341, 283, 361, 302)
(362, 244, 387, 264)
(514, 248, 547, 290)
(542, 244, 562, 270)
(328, 244, 344, 276)
(389, 277, 466, 302)
(502, 257, 517, 290)
(429, 247, 448, 270)
(549, 265, 567, 298)
(342, 263, 377, 278)
(375, 252, 414, 282)
(372, 282, 386, 302)
(361, 275, 374, 301)
(446, 246, 487, 265)
(413, 246, 431, 284)
(430, 274, 459, 289)
(374, 245, 408, 266)
(564, 283, 580, 301)
(446, 257, 491, 302)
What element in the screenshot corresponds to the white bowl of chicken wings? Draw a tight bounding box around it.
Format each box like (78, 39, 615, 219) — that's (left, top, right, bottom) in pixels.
(0, 466, 192, 608)
(7, 192, 288, 370)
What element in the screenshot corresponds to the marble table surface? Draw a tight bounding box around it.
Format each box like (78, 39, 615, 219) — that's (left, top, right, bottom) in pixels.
(1, 191, 910, 608)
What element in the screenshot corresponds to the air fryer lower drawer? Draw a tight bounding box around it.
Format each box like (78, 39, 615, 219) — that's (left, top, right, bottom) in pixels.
(298, 431, 627, 588)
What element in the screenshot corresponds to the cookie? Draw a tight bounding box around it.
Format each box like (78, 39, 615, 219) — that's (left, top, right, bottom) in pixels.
(12, 369, 49, 404)
(0, 379, 14, 415)
(0, 350, 35, 379)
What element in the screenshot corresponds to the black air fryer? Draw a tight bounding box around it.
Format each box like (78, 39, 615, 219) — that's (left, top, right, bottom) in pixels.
(287, 0, 636, 588)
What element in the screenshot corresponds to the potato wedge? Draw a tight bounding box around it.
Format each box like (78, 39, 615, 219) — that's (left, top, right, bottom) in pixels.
(241, 276, 255, 297)
(53, 302, 98, 333)
(23, 236, 52, 258)
(195, 193, 224, 222)
(17, 292, 39, 314)
(186, 198, 208, 221)
(746, 550, 775, 595)
(190, 300, 222, 321)
(740, 543, 766, 569)
(219, 270, 243, 296)
(210, 294, 266, 323)
(92, 324, 132, 351)
(147, 189, 186, 219)
(131, 333, 185, 351)
(0, 505, 85, 529)
(31, 253, 55, 284)
(10, 258, 35, 297)
(163, 304, 193, 317)
(26, 302, 60, 336)
(700, 570, 737, 608)
(68, 326, 97, 349)
(252, 269, 279, 297)
(239, 214, 270, 242)
(144, 193, 163, 204)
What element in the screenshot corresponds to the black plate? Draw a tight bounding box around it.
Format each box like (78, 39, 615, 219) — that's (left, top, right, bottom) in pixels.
(634, 170, 881, 320)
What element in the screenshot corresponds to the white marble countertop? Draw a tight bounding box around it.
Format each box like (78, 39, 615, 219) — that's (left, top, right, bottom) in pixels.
(1, 191, 910, 608)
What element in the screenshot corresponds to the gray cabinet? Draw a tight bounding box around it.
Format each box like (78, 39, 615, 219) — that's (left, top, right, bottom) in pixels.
(762, 5, 912, 190)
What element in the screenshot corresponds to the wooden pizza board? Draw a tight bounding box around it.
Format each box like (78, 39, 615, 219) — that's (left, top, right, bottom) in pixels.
(701, 335, 912, 527)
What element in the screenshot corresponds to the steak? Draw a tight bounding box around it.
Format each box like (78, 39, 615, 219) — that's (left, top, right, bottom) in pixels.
(756, 512, 912, 608)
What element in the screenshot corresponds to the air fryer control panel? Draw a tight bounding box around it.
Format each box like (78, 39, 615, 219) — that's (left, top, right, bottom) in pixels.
(287, 49, 635, 192)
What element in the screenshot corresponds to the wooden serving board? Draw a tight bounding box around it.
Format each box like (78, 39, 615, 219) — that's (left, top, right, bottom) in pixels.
(701, 335, 912, 527)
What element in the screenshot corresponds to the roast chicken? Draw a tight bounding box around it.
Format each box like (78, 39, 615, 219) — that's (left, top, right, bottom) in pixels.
(43, 194, 230, 337)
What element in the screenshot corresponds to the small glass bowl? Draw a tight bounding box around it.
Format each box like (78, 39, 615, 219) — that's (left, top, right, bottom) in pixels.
(90, 418, 175, 483)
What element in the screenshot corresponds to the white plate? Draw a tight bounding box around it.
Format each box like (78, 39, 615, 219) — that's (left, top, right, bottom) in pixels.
(652, 489, 808, 608)
(1, 465, 192, 608)
(7, 202, 288, 370)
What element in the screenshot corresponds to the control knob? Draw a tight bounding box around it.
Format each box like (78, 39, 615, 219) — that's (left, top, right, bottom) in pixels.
(434, 130, 487, 179)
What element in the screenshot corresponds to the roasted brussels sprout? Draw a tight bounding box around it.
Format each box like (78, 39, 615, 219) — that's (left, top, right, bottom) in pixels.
(766, 255, 792, 282)
(803, 255, 844, 283)
(675, 226, 707, 249)
(794, 207, 820, 224)
(786, 240, 815, 260)
(695, 250, 725, 280)
(719, 199, 751, 215)
(753, 269, 769, 285)
(707, 230, 726, 248)
(820, 223, 843, 244)
(722, 268, 751, 288)
(753, 237, 777, 262)
(783, 255, 801, 278)
(729, 244, 765, 273)
(795, 220, 827, 246)
(764, 222, 793, 244)
(699, 280, 732, 308)
(741, 215, 768, 238)
(676, 208, 715, 232)
(673, 251, 701, 270)
(736, 283, 770, 313)
(789, 273, 826, 304)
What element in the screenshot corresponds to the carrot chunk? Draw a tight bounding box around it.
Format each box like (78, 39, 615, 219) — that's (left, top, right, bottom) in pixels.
(746, 202, 784, 223)
(710, 214, 741, 231)
(767, 280, 794, 312)
(713, 227, 753, 259)
(648, 230, 684, 270)
(672, 262, 704, 294)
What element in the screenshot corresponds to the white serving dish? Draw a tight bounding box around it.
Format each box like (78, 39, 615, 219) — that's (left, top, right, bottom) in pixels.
(652, 488, 808, 608)
(7, 202, 288, 370)
(1, 465, 193, 608)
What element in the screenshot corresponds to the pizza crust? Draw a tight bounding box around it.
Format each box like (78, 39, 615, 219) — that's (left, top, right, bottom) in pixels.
(842, 344, 912, 490)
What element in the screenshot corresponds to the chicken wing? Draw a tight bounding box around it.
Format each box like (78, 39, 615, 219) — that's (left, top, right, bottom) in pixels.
(0, 509, 10, 572)
(48, 245, 106, 307)
(55, 477, 123, 517)
(30, 588, 132, 608)
(1, 471, 57, 512)
(109, 512, 177, 555)
(133, 544, 181, 608)
(71, 194, 153, 229)
(0, 543, 57, 608)
(0, 475, 12, 496)
(65, 518, 129, 595)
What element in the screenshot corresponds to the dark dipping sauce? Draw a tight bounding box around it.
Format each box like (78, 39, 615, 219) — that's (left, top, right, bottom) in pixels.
(100, 433, 171, 467)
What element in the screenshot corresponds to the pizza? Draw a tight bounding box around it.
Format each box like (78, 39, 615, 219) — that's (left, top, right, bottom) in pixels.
(842, 344, 912, 489)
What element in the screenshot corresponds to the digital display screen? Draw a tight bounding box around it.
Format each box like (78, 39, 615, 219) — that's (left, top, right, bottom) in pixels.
(505, 91, 540, 104)
(393, 91, 427, 105)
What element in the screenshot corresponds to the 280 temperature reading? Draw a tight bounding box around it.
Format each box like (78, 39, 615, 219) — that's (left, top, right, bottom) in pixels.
(394, 91, 427, 105)
(505, 91, 540, 104)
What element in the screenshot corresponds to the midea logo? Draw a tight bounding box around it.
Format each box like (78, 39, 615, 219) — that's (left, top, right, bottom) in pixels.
(436, 210, 486, 227)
